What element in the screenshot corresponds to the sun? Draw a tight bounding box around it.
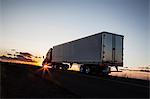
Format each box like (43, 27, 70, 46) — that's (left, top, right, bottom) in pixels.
(35, 64, 52, 79)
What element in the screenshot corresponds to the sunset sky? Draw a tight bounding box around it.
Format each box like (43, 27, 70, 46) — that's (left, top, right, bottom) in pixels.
(0, 0, 149, 67)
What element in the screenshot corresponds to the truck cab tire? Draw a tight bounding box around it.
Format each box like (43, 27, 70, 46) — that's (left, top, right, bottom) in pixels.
(62, 64, 69, 70)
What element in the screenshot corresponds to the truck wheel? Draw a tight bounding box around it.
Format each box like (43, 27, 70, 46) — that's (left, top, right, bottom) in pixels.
(102, 66, 110, 76)
(62, 64, 69, 70)
(53, 64, 59, 70)
(53, 65, 57, 69)
(85, 66, 91, 74)
(80, 65, 85, 73)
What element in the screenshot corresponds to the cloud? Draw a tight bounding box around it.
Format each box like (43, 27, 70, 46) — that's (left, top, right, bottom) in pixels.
(18, 52, 33, 58)
(7, 53, 12, 56)
(0, 49, 44, 66)
(16, 54, 35, 62)
(11, 49, 16, 51)
(0, 55, 14, 60)
(0, 51, 38, 65)
(0, 55, 36, 63)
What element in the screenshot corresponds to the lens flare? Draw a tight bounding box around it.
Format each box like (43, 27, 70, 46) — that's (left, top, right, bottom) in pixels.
(36, 65, 52, 79)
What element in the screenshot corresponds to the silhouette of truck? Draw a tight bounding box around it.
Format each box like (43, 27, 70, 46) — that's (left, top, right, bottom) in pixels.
(43, 31, 124, 75)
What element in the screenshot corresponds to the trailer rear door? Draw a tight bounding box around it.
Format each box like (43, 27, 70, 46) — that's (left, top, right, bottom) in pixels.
(102, 33, 113, 63)
(102, 33, 123, 66)
(114, 35, 123, 66)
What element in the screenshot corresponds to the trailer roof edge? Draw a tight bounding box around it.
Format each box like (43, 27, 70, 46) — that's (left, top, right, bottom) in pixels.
(53, 31, 124, 47)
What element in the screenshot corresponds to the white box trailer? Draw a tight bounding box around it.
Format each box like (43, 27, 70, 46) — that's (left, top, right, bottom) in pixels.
(43, 31, 124, 74)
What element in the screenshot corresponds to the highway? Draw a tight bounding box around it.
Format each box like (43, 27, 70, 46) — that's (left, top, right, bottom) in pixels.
(35, 69, 149, 98)
(1, 62, 149, 98)
(1, 62, 78, 98)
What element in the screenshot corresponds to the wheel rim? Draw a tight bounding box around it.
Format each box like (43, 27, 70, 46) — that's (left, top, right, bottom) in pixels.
(80, 67, 83, 72)
(85, 67, 90, 74)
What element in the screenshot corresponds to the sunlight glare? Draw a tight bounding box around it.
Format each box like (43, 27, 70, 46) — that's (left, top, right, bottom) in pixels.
(35, 64, 52, 80)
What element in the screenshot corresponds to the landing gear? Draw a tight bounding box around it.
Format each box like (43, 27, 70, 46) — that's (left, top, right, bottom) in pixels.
(115, 66, 118, 71)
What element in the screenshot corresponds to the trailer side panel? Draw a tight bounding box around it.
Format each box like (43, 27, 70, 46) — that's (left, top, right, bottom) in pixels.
(52, 33, 102, 64)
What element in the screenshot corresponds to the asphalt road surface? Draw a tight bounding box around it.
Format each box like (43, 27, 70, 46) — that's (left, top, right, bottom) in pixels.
(1, 62, 149, 98)
(1, 62, 78, 98)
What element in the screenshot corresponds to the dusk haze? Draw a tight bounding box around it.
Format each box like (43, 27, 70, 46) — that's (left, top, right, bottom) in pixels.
(0, 0, 149, 98)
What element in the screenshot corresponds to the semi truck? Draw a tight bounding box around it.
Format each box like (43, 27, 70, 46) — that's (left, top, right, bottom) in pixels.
(42, 31, 124, 75)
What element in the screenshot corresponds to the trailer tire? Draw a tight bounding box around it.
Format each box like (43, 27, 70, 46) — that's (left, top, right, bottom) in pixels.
(101, 66, 110, 76)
